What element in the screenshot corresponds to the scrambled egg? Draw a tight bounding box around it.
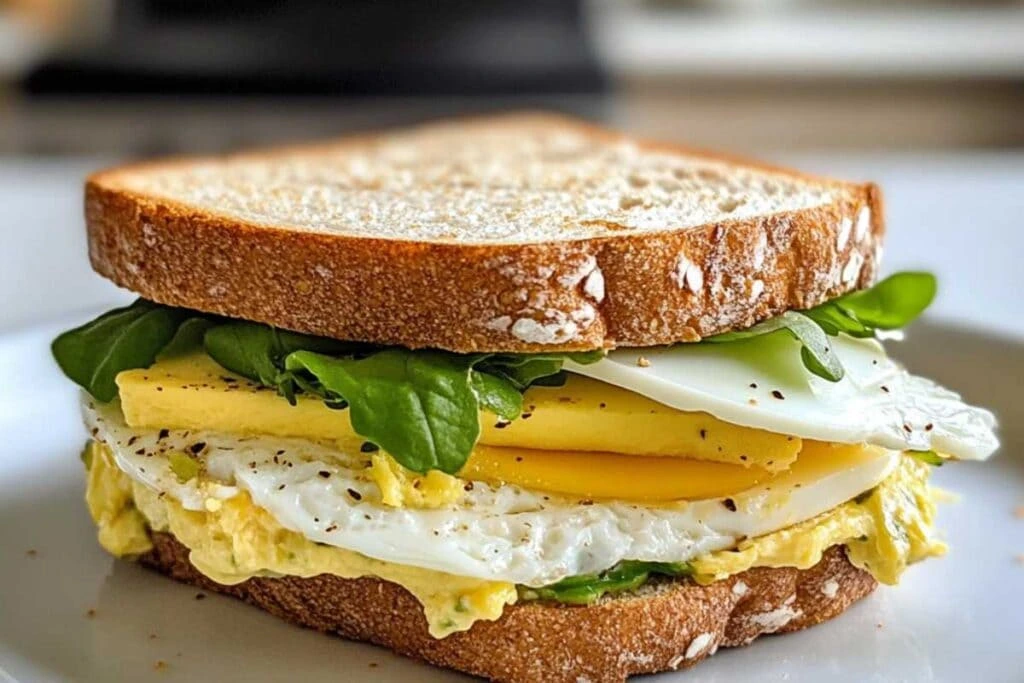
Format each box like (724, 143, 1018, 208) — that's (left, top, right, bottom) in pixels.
(692, 455, 945, 584)
(87, 439, 943, 636)
(368, 452, 466, 508)
(84, 442, 516, 637)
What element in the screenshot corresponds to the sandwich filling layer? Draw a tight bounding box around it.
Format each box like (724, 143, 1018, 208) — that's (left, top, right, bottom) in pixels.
(55, 275, 998, 640)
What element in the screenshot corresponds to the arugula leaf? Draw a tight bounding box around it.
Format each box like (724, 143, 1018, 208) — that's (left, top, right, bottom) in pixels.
(51, 299, 191, 401)
(706, 311, 844, 382)
(285, 350, 481, 474)
(833, 271, 937, 330)
(521, 561, 692, 605)
(909, 450, 944, 467)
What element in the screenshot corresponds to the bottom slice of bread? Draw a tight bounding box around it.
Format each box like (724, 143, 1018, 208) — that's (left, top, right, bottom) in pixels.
(140, 532, 876, 682)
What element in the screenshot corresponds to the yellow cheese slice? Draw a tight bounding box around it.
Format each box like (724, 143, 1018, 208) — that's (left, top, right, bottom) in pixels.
(482, 374, 800, 470)
(460, 440, 884, 503)
(117, 353, 800, 470)
(462, 444, 771, 501)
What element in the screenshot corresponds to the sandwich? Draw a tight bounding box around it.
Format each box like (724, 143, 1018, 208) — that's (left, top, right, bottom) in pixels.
(52, 113, 998, 682)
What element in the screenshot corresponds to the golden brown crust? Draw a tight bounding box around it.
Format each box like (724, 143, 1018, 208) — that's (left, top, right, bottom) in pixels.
(85, 113, 884, 352)
(139, 533, 876, 682)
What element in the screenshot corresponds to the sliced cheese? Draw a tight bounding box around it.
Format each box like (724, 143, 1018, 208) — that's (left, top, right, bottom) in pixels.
(482, 373, 800, 470)
(463, 445, 772, 502)
(117, 353, 800, 471)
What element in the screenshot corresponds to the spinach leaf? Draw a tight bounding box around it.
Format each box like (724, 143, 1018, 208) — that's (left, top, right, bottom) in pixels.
(706, 311, 844, 382)
(702, 272, 936, 382)
(203, 322, 367, 403)
(802, 302, 874, 338)
(158, 317, 218, 359)
(476, 350, 604, 390)
(203, 322, 361, 386)
(51, 299, 191, 401)
(53, 299, 605, 474)
(470, 371, 523, 421)
(834, 271, 937, 330)
(521, 560, 692, 605)
(285, 350, 481, 474)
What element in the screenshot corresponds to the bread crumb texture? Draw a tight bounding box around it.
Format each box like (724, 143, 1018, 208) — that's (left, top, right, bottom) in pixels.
(100, 115, 838, 244)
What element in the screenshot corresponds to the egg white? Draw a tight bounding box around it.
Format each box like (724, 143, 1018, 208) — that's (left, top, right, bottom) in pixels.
(567, 333, 998, 461)
(85, 397, 898, 587)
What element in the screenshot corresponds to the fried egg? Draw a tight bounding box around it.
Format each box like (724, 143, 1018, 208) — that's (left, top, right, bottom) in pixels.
(567, 333, 998, 460)
(85, 398, 899, 587)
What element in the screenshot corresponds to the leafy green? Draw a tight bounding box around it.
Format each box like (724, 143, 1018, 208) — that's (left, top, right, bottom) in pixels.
(909, 450, 944, 467)
(285, 350, 481, 474)
(158, 317, 218, 359)
(703, 272, 936, 382)
(52, 300, 603, 475)
(470, 371, 523, 421)
(51, 299, 191, 401)
(834, 271, 936, 330)
(802, 302, 873, 338)
(705, 311, 844, 382)
(475, 351, 604, 391)
(203, 322, 358, 387)
(521, 561, 693, 605)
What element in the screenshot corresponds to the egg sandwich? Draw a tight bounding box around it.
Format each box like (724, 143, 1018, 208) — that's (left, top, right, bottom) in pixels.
(54, 114, 998, 682)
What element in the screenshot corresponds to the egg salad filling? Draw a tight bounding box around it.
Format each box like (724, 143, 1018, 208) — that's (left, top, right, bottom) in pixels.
(84, 441, 515, 638)
(85, 435, 944, 637)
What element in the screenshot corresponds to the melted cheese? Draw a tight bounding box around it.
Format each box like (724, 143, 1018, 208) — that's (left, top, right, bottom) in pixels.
(116, 353, 801, 471)
(691, 455, 945, 584)
(84, 442, 515, 637)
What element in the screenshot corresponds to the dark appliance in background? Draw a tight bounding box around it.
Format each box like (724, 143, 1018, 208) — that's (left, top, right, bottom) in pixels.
(24, 0, 606, 96)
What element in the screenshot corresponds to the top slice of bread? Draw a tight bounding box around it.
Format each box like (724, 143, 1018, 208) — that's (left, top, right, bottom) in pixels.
(85, 112, 884, 352)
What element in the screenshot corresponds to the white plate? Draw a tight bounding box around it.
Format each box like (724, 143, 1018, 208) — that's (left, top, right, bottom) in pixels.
(1, 317, 1022, 683)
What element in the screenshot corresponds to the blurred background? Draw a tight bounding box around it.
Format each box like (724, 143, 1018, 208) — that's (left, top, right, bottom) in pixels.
(1, 0, 1023, 334)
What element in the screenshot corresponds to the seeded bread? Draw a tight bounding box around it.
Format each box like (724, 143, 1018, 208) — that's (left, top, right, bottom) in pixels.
(140, 534, 875, 683)
(85, 113, 884, 352)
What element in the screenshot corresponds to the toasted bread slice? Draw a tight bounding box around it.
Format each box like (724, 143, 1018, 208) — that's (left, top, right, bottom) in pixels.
(86, 113, 883, 352)
(140, 533, 875, 683)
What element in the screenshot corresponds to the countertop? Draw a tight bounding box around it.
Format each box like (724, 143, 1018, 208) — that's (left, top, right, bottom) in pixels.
(2, 151, 1022, 338)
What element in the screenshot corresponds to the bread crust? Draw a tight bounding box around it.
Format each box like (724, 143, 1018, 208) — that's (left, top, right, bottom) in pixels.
(85, 113, 885, 352)
(139, 533, 876, 682)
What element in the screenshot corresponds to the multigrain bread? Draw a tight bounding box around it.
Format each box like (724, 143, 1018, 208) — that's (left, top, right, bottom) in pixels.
(85, 113, 884, 352)
(140, 533, 875, 683)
